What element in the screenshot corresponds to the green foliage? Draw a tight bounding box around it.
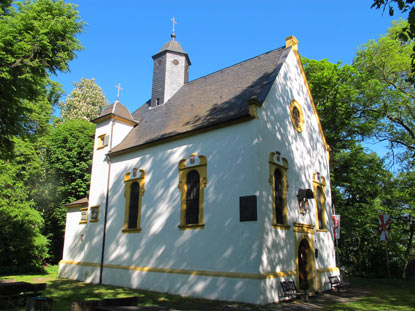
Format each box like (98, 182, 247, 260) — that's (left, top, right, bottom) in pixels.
(40, 119, 95, 263)
(354, 20, 415, 165)
(333, 145, 398, 277)
(304, 21, 415, 277)
(0, 0, 84, 158)
(0, 138, 49, 273)
(302, 58, 376, 151)
(59, 78, 109, 121)
(2, 270, 415, 311)
(372, 1, 415, 42)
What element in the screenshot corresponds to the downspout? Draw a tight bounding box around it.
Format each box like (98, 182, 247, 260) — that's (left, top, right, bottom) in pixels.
(99, 116, 115, 284)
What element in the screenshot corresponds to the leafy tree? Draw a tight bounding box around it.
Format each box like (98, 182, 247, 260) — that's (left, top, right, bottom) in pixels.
(302, 58, 376, 152)
(59, 78, 109, 121)
(0, 0, 84, 158)
(392, 171, 415, 277)
(41, 119, 95, 263)
(354, 20, 415, 165)
(303, 46, 414, 277)
(372, 1, 415, 39)
(333, 145, 396, 277)
(0, 137, 49, 273)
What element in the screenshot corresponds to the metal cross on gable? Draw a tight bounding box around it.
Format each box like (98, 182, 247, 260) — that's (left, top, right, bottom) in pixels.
(115, 83, 122, 101)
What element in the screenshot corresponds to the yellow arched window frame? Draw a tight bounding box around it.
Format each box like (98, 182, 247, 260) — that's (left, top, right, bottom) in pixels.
(268, 152, 290, 229)
(313, 173, 327, 232)
(178, 155, 208, 230)
(289, 100, 305, 133)
(122, 169, 145, 233)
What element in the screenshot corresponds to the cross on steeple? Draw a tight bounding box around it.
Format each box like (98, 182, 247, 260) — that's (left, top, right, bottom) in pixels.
(170, 17, 177, 40)
(115, 83, 122, 101)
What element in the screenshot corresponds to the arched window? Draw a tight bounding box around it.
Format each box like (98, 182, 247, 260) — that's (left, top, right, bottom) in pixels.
(313, 173, 326, 231)
(186, 170, 200, 225)
(123, 170, 145, 233)
(178, 155, 208, 230)
(316, 186, 324, 230)
(128, 182, 140, 229)
(268, 152, 289, 229)
(274, 169, 284, 224)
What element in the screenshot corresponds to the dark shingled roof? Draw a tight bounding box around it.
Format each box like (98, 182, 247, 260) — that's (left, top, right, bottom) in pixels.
(92, 100, 136, 124)
(153, 38, 191, 65)
(64, 197, 88, 207)
(156, 39, 186, 55)
(110, 45, 291, 155)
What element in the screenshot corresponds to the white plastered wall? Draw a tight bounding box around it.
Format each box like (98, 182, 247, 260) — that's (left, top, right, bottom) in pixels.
(59, 117, 135, 283)
(255, 50, 336, 301)
(97, 121, 264, 303)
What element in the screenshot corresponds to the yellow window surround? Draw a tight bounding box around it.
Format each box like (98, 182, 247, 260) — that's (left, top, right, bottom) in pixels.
(289, 100, 305, 133)
(97, 134, 109, 149)
(80, 207, 88, 224)
(313, 173, 327, 231)
(122, 169, 145, 233)
(178, 154, 208, 230)
(268, 152, 290, 229)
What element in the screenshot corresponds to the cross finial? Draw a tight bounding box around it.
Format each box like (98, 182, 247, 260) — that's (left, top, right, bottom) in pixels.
(170, 17, 177, 40)
(115, 83, 122, 101)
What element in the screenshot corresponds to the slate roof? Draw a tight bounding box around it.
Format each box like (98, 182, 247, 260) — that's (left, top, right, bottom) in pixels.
(152, 37, 191, 65)
(110, 45, 292, 155)
(92, 100, 137, 124)
(64, 197, 88, 207)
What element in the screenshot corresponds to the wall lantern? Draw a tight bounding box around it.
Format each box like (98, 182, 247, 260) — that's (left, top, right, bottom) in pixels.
(297, 188, 314, 215)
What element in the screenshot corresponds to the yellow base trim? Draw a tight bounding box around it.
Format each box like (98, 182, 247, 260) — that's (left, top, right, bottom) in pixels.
(317, 267, 339, 274)
(59, 260, 295, 280)
(60, 260, 100, 267)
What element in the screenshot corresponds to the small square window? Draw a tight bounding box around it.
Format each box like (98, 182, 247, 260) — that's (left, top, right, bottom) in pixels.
(80, 208, 88, 224)
(90, 206, 99, 222)
(97, 134, 109, 149)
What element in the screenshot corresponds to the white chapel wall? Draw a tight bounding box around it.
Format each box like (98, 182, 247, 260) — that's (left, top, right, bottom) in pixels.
(95, 120, 265, 302)
(255, 49, 336, 298)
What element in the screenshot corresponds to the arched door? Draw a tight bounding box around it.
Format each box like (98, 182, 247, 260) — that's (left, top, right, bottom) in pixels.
(297, 238, 315, 290)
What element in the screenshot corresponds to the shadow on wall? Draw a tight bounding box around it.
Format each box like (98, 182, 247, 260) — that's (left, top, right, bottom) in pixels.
(65, 64, 333, 302)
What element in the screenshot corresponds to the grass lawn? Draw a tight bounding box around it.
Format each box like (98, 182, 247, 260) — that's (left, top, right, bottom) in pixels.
(1, 267, 414, 310)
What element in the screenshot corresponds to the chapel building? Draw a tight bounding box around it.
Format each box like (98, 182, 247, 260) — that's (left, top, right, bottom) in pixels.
(59, 33, 338, 304)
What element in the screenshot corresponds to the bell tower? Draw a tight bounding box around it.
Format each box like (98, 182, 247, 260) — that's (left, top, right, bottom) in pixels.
(151, 18, 191, 107)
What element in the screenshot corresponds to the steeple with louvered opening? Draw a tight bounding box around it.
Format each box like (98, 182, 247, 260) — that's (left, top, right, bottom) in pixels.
(151, 29, 191, 108)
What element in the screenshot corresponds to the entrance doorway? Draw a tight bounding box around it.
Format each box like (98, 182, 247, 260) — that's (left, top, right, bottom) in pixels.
(298, 238, 314, 290)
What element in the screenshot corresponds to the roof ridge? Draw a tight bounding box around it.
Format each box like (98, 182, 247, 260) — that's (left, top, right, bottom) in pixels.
(184, 45, 288, 86)
(131, 45, 289, 116)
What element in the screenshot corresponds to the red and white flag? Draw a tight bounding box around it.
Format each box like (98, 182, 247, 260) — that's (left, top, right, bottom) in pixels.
(379, 214, 390, 241)
(332, 215, 340, 240)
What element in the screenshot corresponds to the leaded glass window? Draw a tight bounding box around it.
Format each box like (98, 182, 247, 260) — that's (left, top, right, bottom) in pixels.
(186, 170, 200, 225)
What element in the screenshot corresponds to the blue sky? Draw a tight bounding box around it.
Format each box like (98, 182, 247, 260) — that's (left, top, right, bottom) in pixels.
(55, 0, 404, 112)
(53, 0, 406, 159)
